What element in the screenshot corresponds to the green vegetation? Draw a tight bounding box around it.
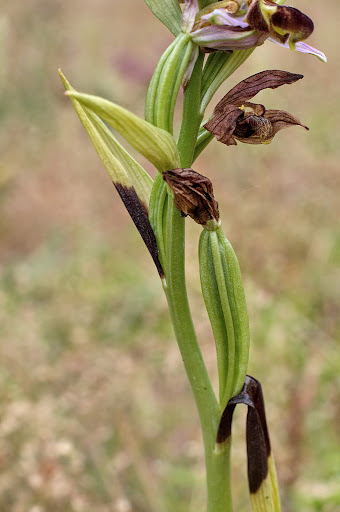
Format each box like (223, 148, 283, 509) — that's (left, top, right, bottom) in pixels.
(0, 1, 339, 511)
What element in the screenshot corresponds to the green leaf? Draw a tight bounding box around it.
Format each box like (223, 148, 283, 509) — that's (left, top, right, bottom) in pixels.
(66, 90, 181, 173)
(59, 69, 164, 277)
(59, 70, 152, 205)
(144, 0, 182, 36)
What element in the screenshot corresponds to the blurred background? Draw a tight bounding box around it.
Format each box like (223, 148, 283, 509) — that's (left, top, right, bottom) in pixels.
(0, 1, 339, 511)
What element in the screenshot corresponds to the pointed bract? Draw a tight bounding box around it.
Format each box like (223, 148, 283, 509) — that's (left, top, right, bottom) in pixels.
(65, 91, 181, 172)
(60, 70, 164, 277)
(144, 0, 182, 36)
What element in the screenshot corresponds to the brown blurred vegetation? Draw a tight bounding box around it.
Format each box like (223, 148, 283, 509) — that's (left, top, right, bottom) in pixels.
(0, 1, 339, 511)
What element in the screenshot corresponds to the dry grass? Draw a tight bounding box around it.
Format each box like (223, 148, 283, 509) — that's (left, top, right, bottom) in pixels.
(0, 1, 339, 511)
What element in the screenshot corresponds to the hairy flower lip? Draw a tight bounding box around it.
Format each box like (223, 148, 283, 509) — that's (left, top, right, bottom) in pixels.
(182, 0, 325, 59)
(204, 70, 308, 146)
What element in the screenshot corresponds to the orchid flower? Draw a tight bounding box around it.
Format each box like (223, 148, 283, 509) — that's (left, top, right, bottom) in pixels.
(182, 0, 326, 62)
(204, 70, 308, 145)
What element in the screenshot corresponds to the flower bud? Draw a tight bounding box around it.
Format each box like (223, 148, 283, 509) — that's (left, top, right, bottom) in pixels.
(163, 168, 220, 228)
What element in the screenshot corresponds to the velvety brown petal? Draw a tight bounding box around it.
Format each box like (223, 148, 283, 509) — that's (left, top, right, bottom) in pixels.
(163, 168, 220, 226)
(213, 70, 303, 109)
(233, 109, 308, 144)
(245, 0, 270, 33)
(204, 106, 243, 146)
(270, 5, 314, 43)
(233, 114, 273, 144)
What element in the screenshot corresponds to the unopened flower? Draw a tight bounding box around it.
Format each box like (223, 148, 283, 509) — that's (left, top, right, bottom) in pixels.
(163, 168, 220, 227)
(204, 70, 308, 145)
(182, 0, 326, 62)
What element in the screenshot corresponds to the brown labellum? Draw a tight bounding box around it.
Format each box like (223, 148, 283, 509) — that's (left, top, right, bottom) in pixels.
(163, 168, 220, 227)
(204, 70, 308, 146)
(271, 6, 314, 43)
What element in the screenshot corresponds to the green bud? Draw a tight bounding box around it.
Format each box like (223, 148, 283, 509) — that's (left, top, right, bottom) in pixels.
(199, 225, 249, 408)
(145, 33, 193, 132)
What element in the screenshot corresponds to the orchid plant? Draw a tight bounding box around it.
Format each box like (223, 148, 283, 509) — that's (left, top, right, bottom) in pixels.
(60, 1, 325, 511)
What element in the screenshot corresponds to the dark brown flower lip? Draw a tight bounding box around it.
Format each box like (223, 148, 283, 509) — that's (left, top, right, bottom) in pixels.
(204, 70, 308, 146)
(163, 168, 220, 227)
(270, 5, 314, 43)
(245, 0, 314, 45)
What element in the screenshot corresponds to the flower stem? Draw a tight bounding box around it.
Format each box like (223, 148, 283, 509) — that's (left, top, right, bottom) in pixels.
(164, 47, 219, 453)
(177, 51, 204, 165)
(166, 49, 233, 512)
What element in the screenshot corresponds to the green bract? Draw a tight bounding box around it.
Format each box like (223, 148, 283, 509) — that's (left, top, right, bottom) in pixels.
(60, 70, 164, 277)
(144, 0, 182, 36)
(65, 90, 181, 173)
(59, 70, 152, 204)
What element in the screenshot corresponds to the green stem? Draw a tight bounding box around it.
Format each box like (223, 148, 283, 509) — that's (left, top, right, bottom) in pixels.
(177, 51, 205, 165)
(164, 198, 232, 512)
(166, 50, 233, 512)
(165, 46, 218, 449)
(164, 199, 219, 434)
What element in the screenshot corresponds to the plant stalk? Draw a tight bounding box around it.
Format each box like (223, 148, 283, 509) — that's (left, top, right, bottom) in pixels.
(165, 49, 233, 512)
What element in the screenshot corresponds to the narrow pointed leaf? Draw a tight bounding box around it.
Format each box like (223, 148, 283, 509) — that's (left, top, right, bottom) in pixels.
(59, 70, 163, 277)
(144, 0, 182, 36)
(66, 91, 181, 172)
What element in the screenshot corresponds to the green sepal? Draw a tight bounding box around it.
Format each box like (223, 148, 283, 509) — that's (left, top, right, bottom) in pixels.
(65, 90, 181, 173)
(144, 0, 182, 36)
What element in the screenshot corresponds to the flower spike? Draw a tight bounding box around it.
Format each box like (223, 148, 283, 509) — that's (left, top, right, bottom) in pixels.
(182, 0, 325, 60)
(204, 70, 308, 146)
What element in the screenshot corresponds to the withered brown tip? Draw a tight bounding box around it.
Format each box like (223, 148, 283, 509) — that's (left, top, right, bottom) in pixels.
(115, 184, 164, 277)
(216, 375, 272, 494)
(163, 168, 220, 227)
